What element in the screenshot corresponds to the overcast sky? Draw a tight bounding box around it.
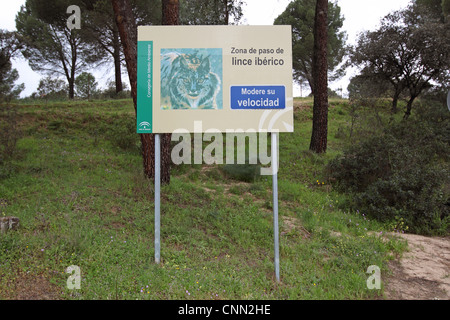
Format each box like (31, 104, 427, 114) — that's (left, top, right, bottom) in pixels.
(0, 0, 411, 97)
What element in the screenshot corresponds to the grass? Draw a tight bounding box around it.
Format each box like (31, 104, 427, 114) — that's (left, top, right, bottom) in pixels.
(0, 98, 407, 300)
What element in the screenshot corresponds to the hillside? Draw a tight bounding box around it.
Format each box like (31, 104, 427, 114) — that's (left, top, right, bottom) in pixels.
(0, 98, 425, 299)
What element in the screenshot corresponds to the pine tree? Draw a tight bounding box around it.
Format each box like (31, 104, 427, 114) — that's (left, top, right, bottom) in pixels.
(309, 0, 329, 153)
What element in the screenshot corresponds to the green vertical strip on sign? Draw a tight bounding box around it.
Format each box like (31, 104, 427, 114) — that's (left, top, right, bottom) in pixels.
(137, 41, 153, 133)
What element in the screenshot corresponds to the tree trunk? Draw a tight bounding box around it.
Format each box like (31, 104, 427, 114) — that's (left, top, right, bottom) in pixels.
(110, 0, 137, 105)
(111, 0, 157, 182)
(403, 96, 417, 120)
(158, 0, 180, 185)
(391, 82, 404, 114)
(68, 78, 75, 99)
(307, 76, 314, 96)
(112, 24, 123, 94)
(69, 36, 77, 99)
(162, 0, 179, 25)
(224, 0, 229, 25)
(309, 0, 329, 153)
(404, 80, 430, 119)
(140, 132, 155, 180)
(391, 90, 399, 114)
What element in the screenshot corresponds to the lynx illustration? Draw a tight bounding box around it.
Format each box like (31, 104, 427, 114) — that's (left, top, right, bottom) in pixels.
(161, 49, 222, 110)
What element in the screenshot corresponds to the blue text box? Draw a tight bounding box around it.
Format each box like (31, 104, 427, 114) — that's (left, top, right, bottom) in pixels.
(230, 86, 285, 110)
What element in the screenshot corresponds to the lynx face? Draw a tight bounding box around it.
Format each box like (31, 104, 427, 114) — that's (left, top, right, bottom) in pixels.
(161, 52, 221, 109)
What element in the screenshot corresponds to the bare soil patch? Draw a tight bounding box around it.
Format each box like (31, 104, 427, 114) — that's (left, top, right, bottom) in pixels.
(384, 233, 450, 300)
(1, 271, 62, 300)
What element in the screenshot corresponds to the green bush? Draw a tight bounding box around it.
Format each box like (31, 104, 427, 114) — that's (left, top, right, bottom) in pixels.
(327, 105, 449, 235)
(107, 116, 140, 152)
(221, 163, 260, 183)
(0, 105, 21, 178)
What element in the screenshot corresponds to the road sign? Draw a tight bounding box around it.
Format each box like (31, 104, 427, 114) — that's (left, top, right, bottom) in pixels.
(137, 25, 293, 134)
(137, 25, 294, 283)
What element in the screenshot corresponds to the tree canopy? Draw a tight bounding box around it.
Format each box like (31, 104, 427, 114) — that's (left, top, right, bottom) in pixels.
(36, 76, 67, 100)
(0, 30, 24, 101)
(15, 0, 102, 99)
(79, 0, 161, 94)
(75, 72, 98, 99)
(350, 1, 450, 117)
(180, 0, 245, 25)
(274, 0, 347, 94)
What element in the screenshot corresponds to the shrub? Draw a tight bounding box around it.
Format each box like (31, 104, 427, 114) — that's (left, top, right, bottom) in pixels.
(327, 106, 449, 235)
(107, 116, 140, 152)
(0, 105, 21, 178)
(221, 163, 260, 183)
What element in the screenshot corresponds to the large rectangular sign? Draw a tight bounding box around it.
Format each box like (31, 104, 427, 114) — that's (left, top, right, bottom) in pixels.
(137, 25, 293, 133)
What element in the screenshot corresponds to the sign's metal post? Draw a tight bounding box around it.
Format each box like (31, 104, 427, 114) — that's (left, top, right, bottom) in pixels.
(155, 133, 161, 264)
(272, 132, 280, 282)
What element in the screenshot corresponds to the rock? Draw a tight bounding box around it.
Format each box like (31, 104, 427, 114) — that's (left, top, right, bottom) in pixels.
(0, 216, 20, 234)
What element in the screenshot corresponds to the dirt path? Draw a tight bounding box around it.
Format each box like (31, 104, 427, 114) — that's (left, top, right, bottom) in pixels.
(384, 233, 450, 300)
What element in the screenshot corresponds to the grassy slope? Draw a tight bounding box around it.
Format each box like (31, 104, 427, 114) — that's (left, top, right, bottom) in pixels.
(0, 98, 406, 300)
